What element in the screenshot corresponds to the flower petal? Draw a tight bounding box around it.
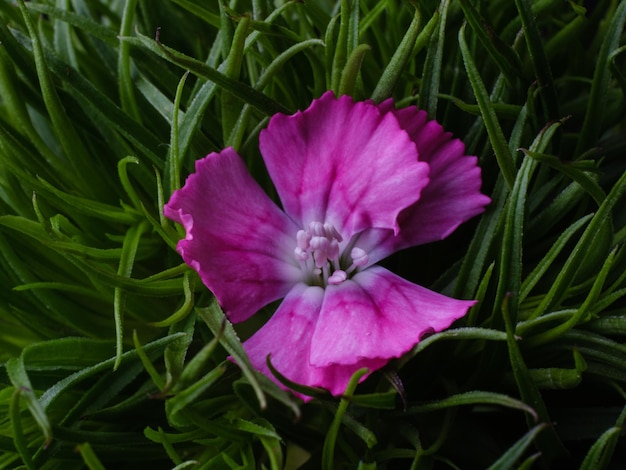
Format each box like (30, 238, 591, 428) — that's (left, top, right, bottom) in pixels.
(259, 91, 429, 239)
(357, 104, 491, 263)
(310, 266, 474, 367)
(164, 148, 301, 323)
(243, 283, 387, 399)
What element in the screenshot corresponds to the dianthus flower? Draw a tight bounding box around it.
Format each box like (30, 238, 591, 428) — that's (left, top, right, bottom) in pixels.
(165, 91, 490, 400)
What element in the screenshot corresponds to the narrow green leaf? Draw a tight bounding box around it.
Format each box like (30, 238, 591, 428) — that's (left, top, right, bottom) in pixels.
(233, 418, 281, 439)
(38, 47, 164, 167)
(404, 390, 537, 420)
(222, 15, 250, 147)
(163, 309, 196, 391)
(331, 0, 352, 93)
(255, 39, 325, 91)
(527, 246, 618, 346)
(455, 177, 507, 299)
(118, 0, 140, 121)
(338, 43, 371, 96)
(76, 443, 107, 470)
(357, 461, 377, 470)
(324, 14, 340, 88)
(545, 13, 585, 61)
(10, 387, 37, 470)
(38, 334, 185, 410)
(227, 38, 323, 152)
(526, 180, 586, 238)
(0, 42, 58, 168)
(265, 355, 329, 400)
(178, 326, 221, 386)
(371, 5, 421, 102)
(409, 327, 507, 358)
(419, 0, 449, 117)
(57, 353, 151, 426)
(166, 365, 227, 422)
(55, 254, 185, 295)
(458, 0, 523, 86)
(459, 24, 516, 189)
(528, 367, 582, 390)
(16, 0, 103, 198)
(123, 32, 289, 116)
(348, 391, 397, 409)
(6, 357, 53, 448)
(0, 215, 139, 261)
(21, 337, 115, 371)
(258, 433, 284, 470)
(580, 426, 623, 470)
(609, 46, 626, 98)
(514, 0, 559, 120)
(502, 297, 568, 463)
(36, 177, 139, 225)
(229, 36, 325, 147)
(197, 300, 267, 409)
(168, 0, 220, 27)
(26, 3, 119, 45)
(519, 214, 592, 302)
(166, 71, 189, 196)
(576, 1, 626, 155)
(233, 372, 302, 421)
(133, 330, 166, 390)
(322, 368, 369, 470)
(486, 424, 548, 470)
(493, 155, 536, 327)
(144, 427, 185, 465)
(117, 156, 145, 212)
(114, 222, 148, 369)
(441, 94, 523, 119)
(150, 271, 195, 328)
(530, 171, 626, 318)
(341, 410, 377, 448)
(524, 150, 605, 205)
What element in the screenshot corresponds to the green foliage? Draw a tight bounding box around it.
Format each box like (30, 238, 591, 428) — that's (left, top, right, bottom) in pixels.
(0, 0, 625, 468)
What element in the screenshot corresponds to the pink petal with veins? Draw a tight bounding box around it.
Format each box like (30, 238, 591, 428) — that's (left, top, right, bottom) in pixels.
(259, 91, 429, 240)
(164, 148, 301, 323)
(243, 283, 388, 399)
(310, 266, 475, 367)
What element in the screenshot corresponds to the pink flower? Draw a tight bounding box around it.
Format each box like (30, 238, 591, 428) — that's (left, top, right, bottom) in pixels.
(164, 91, 491, 400)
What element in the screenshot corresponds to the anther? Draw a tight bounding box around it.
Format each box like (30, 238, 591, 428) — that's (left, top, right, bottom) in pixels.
(328, 269, 347, 285)
(350, 247, 369, 267)
(296, 230, 311, 250)
(294, 247, 309, 261)
(309, 221, 325, 236)
(323, 222, 343, 242)
(294, 221, 361, 287)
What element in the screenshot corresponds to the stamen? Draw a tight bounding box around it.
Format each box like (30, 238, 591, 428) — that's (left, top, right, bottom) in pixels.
(323, 222, 343, 242)
(350, 247, 369, 267)
(294, 247, 309, 261)
(294, 221, 368, 287)
(346, 247, 369, 275)
(328, 269, 347, 285)
(296, 230, 311, 250)
(310, 236, 329, 268)
(309, 221, 325, 236)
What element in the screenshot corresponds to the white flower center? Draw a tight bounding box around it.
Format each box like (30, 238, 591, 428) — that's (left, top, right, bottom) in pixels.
(294, 221, 369, 287)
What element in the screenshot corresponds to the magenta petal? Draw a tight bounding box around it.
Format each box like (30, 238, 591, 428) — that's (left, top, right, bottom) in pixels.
(357, 104, 491, 263)
(243, 283, 387, 399)
(259, 91, 429, 238)
(164, 148, 301, 323)
(309, 266, 474, 367)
